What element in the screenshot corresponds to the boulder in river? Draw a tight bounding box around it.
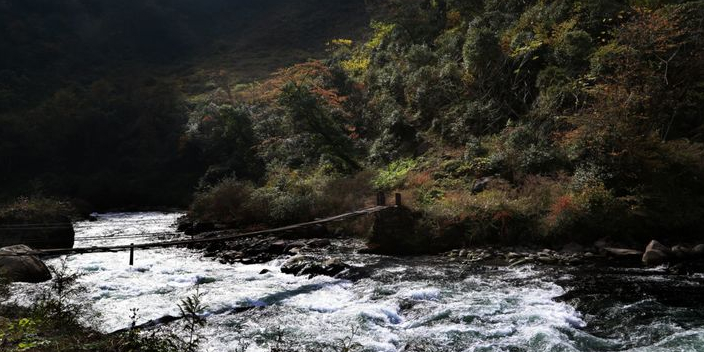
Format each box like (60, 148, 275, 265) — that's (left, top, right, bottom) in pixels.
(693, 244, 704, 256)
(671, 245, 692, 259)
(281, 255, 312, 275)
(280, 255, 350, 278)
(642, 240, 670, 266)
(0, 198, 76, 249)
(646, 240, 671, 253)
(306, 238, 332, 248)
(642, 251, 669, 266)
(0, 214, 74, 249)
(0, 245, 51, 283)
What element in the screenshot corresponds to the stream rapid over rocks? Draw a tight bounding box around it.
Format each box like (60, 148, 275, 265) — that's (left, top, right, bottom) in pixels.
(10, 212, 704, 352)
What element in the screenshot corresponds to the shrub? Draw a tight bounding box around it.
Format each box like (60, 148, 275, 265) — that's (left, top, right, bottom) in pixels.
(373, 159, 418, 190)
(312, 171, 375, 214)
(190, 178, 255, 225)
(553, 30, 593, 70)
(191, 168, 378, 228)
(33, 259, 88, 325)
(543, 181, 626, 243)
(0, 197, 76, 223)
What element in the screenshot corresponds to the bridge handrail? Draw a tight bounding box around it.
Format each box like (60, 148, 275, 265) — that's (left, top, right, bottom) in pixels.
(0, 205, 392, 257)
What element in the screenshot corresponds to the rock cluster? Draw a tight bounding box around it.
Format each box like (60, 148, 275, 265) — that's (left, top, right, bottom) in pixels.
(196, 236, 335, 265)
(444, 247, 594, 266)
(641, 240, 704, 267)
(442, 239, 704, 268)
(280, 255, 350, 278)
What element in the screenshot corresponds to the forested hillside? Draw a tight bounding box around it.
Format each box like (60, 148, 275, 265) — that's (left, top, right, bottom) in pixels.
(0, 0, 369, 208)
(189, 0, 704, 247)
(2, 0, 703, 247)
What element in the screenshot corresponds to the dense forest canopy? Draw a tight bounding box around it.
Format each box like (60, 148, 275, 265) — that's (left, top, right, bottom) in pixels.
(189, 0, 704, 246)
(1, 0, 703, 246)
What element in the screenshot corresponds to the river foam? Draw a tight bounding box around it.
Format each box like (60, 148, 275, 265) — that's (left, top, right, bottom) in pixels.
(10, 212, 704, 352)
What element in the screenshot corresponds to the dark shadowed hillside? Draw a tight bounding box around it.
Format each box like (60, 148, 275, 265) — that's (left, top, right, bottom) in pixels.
(0, 0, 369, 111)
(0, 0, 369, 208)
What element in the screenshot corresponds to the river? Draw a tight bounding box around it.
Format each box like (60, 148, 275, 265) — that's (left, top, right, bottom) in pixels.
(10, 212, 704, 351)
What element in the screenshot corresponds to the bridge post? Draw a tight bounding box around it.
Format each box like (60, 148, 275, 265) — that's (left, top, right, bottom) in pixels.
(129, 243, 134, 266)
(395, 193, 402, 206)
(377, 192, 386, 206)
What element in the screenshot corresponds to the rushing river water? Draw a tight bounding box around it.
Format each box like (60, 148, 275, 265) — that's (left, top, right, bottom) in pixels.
(11, 212, 704, 351)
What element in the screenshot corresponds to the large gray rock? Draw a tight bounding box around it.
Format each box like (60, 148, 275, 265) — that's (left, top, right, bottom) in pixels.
(280, 255, 350, 278)
(642, 249, 668, 266)
(280, 255, 311, 275)
(0, 245, 51, 283)
(0, 216, 75, 249)
(642, 240, 670, 266)
(693, 244, 704, 255)
(671, 245, 692, 259)
(472, 177, 493, 194)
(646, 240, 671, 254)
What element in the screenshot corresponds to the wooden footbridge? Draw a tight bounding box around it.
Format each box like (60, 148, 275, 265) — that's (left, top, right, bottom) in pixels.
(0, 193, 402, 261)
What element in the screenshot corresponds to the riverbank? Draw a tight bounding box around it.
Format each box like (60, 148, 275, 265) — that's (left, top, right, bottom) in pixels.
(183, 212, 704, 275)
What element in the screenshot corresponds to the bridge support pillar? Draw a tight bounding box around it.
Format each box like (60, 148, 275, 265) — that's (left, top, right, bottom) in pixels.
(377, 192, 386, 206)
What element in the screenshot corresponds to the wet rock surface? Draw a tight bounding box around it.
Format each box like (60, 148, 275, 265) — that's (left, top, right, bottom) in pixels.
(186, 226, 366, 277)
(441, 239, 704, 271)
(280, 255, 351, 278)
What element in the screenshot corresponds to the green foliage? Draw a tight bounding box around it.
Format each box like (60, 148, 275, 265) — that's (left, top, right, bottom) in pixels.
(33, 259, 88, 326)
(3, 0, 700, 247)
(0, 317, 48, 351)
(177, 287, 208, 352)
(338, 21, 396, 79)
(190, 177, 256, 224)
(0, 0, 370, 209)
(191, 167, 374, 227)
(278, 82, 360, 171)
(373, 159, 418, 190)
(462, 27, 503, 74)
(187, 104, 263, 189)
(553, 30, 594, 70)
